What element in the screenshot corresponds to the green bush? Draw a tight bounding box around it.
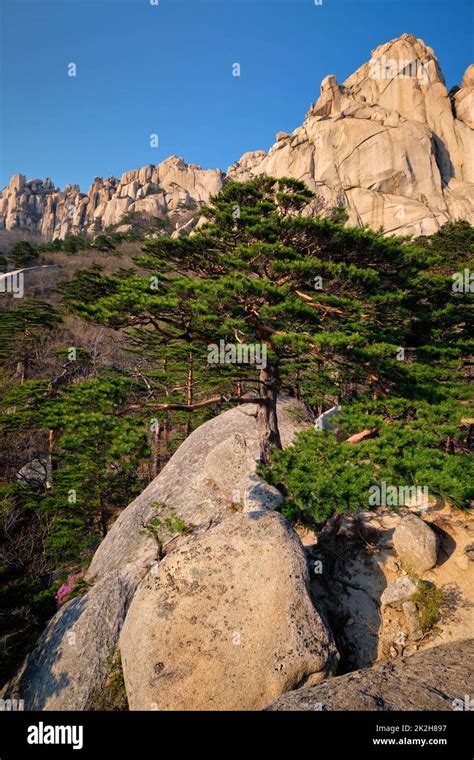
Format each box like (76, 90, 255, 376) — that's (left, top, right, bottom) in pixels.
(7, 241, 38, 268)
(411, 579, 444, 633)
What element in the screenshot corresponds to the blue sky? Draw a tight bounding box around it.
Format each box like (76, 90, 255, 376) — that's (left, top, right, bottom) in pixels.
(1, 0, 472, 191)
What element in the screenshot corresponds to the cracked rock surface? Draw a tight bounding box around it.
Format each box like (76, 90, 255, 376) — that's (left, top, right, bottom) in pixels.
(120, 510, 337, 710)
(266, 638, 474, 710)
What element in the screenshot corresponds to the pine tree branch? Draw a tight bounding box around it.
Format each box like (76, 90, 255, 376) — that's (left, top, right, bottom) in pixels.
(126, 395, 269, 412)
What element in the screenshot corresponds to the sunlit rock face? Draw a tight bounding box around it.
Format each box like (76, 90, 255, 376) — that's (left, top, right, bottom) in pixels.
(1, 35, 473, 240)
(227, 34, 474, 237)
(0, 157, 224, 241)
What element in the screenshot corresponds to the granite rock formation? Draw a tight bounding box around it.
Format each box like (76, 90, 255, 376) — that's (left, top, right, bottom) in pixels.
(1, 35, 472, 240)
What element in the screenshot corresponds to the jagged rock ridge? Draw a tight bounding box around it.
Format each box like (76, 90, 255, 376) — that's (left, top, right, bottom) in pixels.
(0, 157, 223, 241)
(1, 34, 473, 239)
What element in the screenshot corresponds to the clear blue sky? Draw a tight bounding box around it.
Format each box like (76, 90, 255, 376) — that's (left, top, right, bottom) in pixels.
(1, 0, 472, 191)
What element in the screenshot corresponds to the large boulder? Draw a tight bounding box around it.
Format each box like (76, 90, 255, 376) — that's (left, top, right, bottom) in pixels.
(380, 576, 418, 609)
(1, 564, 141, 710)
(393, 514, 439, 574)
(16, 456, 48, 487)
(3, 399, 313, 710)
(120, 510, 337, 710)
(266, 639, 474, 711)
(86, 397, 312, 581)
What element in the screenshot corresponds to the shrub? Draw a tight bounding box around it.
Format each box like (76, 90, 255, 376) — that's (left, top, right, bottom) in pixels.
(7, 241, 38, 268)
(411, 579, 444, 633)
(141, 502, 187, 555)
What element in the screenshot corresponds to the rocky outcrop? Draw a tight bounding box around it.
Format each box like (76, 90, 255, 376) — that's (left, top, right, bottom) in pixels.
(1, 564, 141, 710)
(86, 397, 312, 581)
(2, 398, 314, 710)
(304, 504, 474, 671)
(1, 35, 472, 240)
(266, 639, 474, 710)
(0, 157, 223, 241)
(3, 394, 472, 710)
(227, 34, 474, 236)
(455, 65, 474, 130)
(120, 510, 336, 710)
(16, 456, 48, 487)
(393, 514, 439, 573)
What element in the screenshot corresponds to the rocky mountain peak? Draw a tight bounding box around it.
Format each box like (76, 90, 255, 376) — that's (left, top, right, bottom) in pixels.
(228, 33, 473, 236)
(1, 34, 472, 240)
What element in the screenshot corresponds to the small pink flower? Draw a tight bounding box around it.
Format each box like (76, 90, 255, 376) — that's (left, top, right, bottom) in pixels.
(55, 572, 84, 608)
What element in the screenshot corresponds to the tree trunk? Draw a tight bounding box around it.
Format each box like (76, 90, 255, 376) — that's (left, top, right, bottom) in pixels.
(16, 329, 29, 384)
(16, 361, 26, 384)
(162, 358, 171, 465)
(185, 351, 193, 438)
(163, 413, 170, 459)
(257, 361, 282, 465)
(150, 422, 161, 479)
(46, 429, 56, 489)
(21, 328, 29, 384)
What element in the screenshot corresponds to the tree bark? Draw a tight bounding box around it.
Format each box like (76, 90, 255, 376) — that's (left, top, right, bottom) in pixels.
(185, 351, 193, 438)
(163, 413, 170, 459)
(257, 361, 282, 465)
(150, 422, 161, 479)
(46, 429, 56, 490)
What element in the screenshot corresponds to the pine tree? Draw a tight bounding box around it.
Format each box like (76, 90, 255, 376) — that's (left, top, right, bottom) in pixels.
(0, 372, 149, 562)
(7, 241, 39, 268)
(61, 177, 425, 462)
(0, 300, 59, 382)
(259, 219, 473, 525)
